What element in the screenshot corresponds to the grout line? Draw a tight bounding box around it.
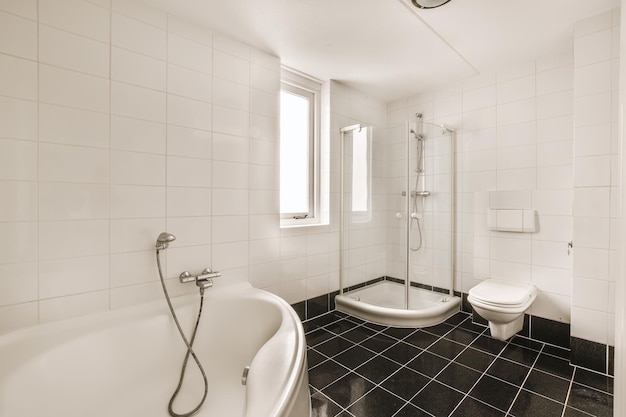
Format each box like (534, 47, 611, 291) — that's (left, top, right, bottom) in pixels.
(505, 343, 545, 416)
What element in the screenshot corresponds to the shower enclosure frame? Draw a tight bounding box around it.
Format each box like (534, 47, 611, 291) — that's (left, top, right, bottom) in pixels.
(336, 120, 460, 328)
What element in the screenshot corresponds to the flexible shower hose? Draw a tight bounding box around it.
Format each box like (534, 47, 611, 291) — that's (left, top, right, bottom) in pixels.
(156, 249, 209, 417)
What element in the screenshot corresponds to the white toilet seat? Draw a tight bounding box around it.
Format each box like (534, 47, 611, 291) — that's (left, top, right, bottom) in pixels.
(468, 279, 536, 309)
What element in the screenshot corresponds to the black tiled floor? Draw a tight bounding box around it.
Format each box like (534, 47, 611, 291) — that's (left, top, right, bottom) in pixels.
(305, 311, 614, 417)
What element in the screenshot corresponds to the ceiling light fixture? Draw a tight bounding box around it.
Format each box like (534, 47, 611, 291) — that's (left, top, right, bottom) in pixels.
(411, 0, 452, 9)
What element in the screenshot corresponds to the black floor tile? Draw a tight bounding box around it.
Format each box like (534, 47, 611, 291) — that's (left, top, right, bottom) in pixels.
(435, 362, 482, 393)
(305, 311, 613, 417)
(567, 383, 614, 417)
(470, 334, 507, 355)
(354, 354, 401, 384)
(316, 336, 355, 358)
(382, 326, 417, 340)
(310, 389, 343, 417)
(309, 359, 350, 390)
(445, 327, 481, 345)
(510, 336, 543, 351)
(308, 348, 328, 368)
(469, 375, 519, 411)
(534, 352, 574, 379)
(411, 381, 465, 417)
(422, 322, 454, 337)
(304, 313, 341, 332)
(445, 312, 471, 326)
(458, 318, 488, 334)
(427, 338, 466, 360)
(404, 329, 439, 349)
(321, 372, 375, 408)
(486, 358, 530, 386)
(333, 345, 376, 369)
(307, 328, 336, 347)
(381, 341, 422, 365)
(341, 325, 376, 343)
(407, 350, 450, 377)
(347, 387, 406, 417)
(380, 366, 430, 400)
(509, 389, 565, 417)
(574, 367, 614, 394)
(500, 343, 540, 367)
(394, 403, 433, 417)
(450, 396, 506, 417)
(523, 369, 570, 403)
(325, 319, 358, 335)
(360, 332, 397, 352)
(543, 344, 571, 361)
(455, 347, 496, 373)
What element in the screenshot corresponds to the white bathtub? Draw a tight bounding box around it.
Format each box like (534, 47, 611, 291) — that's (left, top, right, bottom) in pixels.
(0, 283, 311, 417)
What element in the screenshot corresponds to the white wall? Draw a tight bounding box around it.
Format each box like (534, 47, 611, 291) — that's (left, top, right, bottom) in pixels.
(571, 10, 621, 346)
(0, 0, 285, 332)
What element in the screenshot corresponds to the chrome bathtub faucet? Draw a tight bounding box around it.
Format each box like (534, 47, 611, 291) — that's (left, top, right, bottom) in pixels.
(179, 268, 221, 290)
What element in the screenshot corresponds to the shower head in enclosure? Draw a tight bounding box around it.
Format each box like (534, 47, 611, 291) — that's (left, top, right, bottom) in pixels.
(410, 129, 425, 141)
(156, 232, 176, 250)
(411, 0, 453, 9)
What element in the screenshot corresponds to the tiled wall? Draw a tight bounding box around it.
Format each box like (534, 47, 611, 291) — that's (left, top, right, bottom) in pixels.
(0, 0, 287, 332)
(571, 10, 620, 357)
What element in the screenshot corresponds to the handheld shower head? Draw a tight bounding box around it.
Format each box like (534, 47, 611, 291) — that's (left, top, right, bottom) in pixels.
(156, 232, 176, 250)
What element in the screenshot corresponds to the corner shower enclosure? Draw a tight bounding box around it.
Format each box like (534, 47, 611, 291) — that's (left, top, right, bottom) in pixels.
(335, 116, 460, 327)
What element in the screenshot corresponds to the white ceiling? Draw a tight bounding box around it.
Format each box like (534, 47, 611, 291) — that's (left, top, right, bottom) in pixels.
(144, 0, 620, 102)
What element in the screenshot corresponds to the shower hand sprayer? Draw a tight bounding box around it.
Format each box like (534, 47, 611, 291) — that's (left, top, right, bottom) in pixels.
(156, 232, 220, 417)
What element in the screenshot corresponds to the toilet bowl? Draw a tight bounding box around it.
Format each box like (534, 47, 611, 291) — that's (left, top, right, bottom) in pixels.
(468, 279, 537, 341)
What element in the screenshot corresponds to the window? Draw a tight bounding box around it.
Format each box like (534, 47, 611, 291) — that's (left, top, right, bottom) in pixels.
(280, 68, 322, 226)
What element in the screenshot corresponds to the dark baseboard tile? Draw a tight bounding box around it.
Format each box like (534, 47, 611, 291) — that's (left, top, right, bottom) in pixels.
(571, 336, 614, 376)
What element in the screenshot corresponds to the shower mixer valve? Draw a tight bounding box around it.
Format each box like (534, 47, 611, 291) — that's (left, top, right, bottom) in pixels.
(179, 268, 222, 289)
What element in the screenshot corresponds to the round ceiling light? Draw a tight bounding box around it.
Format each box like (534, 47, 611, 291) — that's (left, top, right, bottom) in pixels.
(411, 0, 453, 9)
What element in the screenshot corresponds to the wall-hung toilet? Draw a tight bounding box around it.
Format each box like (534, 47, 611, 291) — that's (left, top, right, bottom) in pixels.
(468, 279, 537, 341)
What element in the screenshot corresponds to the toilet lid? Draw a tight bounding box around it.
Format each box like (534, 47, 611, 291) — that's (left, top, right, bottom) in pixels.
(469, 280, 535, 307)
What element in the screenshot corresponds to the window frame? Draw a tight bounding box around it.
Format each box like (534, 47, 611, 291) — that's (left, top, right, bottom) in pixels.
(279, 67, 322, 227)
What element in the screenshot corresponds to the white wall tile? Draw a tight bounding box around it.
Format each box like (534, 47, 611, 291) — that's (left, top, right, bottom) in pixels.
(212, 189, 248, 216)
(574, 61, 612, 97)
(39, 0, 109, 42)
(111, 0, 167, 28)
(111, 81, 166, 122)
(0, 12, 36, 59)
(111, 47, 166, 91)
(211, 241, 248, 270)
(39, 220, 109, 260)
(111, 116, 166, 154)
(0, 139, 37, 181)
(110, 251, 159, 287)
(39, 143, 109, 184)
(39, 291, 109, 323)
(213, 105, 249, 137)
(0, 262, 37, 305)
(39, 104, 110, 148)
(537, 140, 573, 167)
(0, 96, 37, 141)
(110, 218, 165, 253)
(39, 25, 109, 78)
(537, 66, 573, 96)
(532, 240, 572, 269)
(537, 90, 573, 120)
(110, 185, 165, 219)
(167, 216, 212, 247)
(574, 29, 612, 67)
(167, 15, 212, 46)
(39, 183, 109, 221)
(573, 217, 610, 249)
(574, 155, 611, 187)
(111, 150, 165, 186)
(166, 156, 211, 188)
(167, 64, 212, 102)
(213, 50, 249, 85)
(573, 277, 608, 311)
(39, 65, 109, 113)
(168, 33, 212, 74)
(0, 53, 37, 100)
(0, 181, 37, 222)
(0, 0, 37, 20)
(167, 187, 211, 217)
(167, 95, 212, 131)
(111, 12, 166, 59)
(497, 98, 535, 126)
(574, 92, 612, 127)
(573, 187, 610, 217)
(39, 255, 109, 298)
